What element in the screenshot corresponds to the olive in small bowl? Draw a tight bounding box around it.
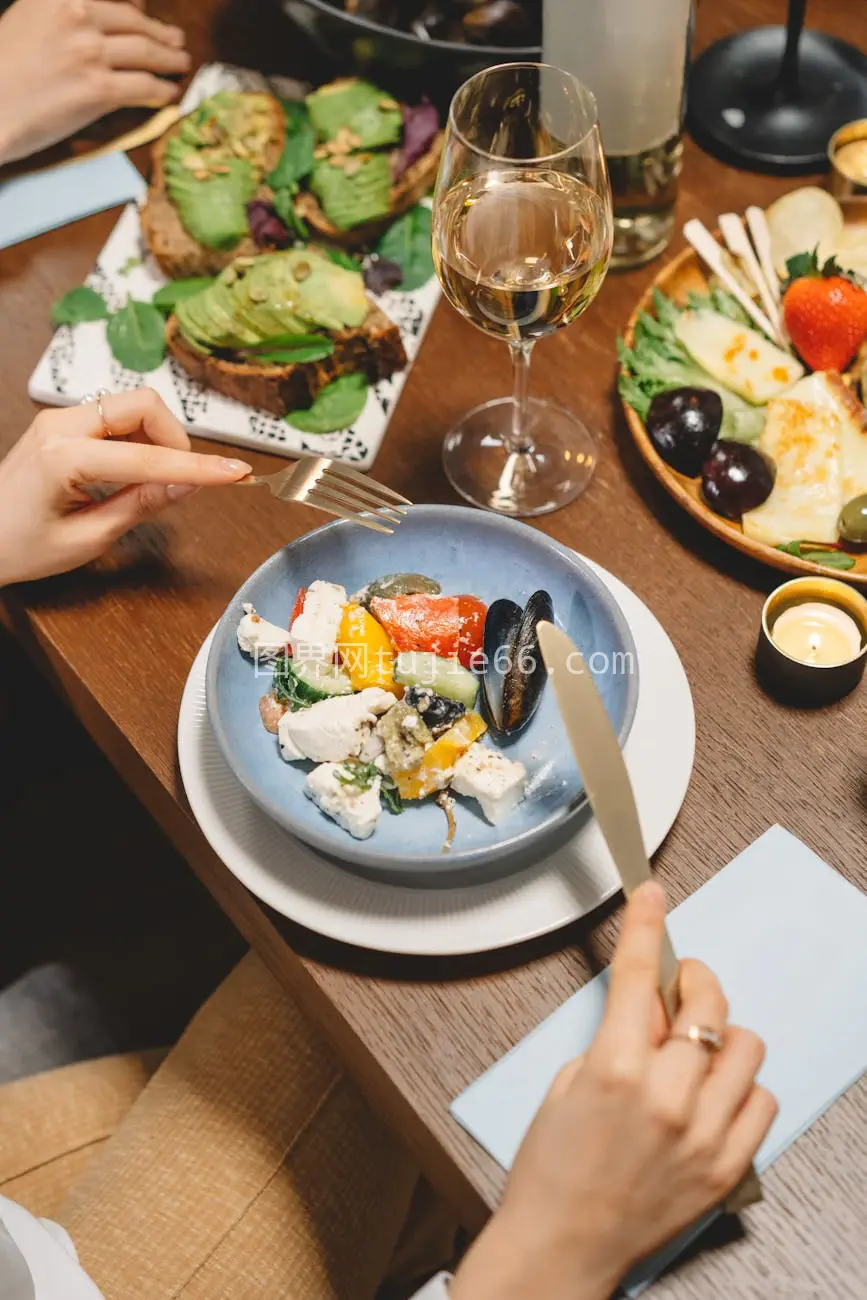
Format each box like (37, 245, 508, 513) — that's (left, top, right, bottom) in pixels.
(701, 442, 776, 520)
(646, 388, 723, 477)
(839, 493, 867, 546)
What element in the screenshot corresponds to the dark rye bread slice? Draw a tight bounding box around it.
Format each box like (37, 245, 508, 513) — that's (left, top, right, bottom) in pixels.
(141, 93, 286, 280)
(166, 303, 408, 417)
(294, 131, 444, 248)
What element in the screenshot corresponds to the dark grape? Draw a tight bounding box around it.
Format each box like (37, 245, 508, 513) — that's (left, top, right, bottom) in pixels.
(701, 442, 776, 520)
(646, 388, 723, 477)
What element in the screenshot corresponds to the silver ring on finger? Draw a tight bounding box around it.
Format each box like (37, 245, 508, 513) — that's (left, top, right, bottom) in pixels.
(668, 1024, 724, 1054)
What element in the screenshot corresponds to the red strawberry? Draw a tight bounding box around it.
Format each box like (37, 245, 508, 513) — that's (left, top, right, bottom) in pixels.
(782, 250, 867, 372)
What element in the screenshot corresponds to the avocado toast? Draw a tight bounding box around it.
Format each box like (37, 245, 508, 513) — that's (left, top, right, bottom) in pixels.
(143, 81, 442, 278)
(167, 246, 407, 418)
(142, 91, 286, 279)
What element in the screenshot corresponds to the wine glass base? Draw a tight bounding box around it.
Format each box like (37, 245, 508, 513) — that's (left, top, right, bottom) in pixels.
(442, 396, 597, 518)
(688, 28, 867, 173)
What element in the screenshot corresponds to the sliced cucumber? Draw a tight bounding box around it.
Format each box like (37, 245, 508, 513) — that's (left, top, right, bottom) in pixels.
(394, 652, 478, 709)
(293, 659, 354, 703)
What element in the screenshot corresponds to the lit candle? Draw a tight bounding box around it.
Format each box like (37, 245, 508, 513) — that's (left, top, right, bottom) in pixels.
(771, 601, 862, 667)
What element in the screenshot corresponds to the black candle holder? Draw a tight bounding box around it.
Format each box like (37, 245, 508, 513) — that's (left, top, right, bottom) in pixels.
(688, 0, 867, 173)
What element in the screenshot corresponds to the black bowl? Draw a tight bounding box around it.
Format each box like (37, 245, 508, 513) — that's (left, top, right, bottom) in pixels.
(282, 0, 541, 108)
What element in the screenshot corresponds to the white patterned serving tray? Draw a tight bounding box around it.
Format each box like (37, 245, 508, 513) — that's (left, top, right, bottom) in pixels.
(28, 63, 440, 469)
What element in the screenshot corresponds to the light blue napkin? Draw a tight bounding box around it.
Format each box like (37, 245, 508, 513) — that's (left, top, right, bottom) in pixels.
(451, 826, 867, 1294)
(0, 153, 145, 250)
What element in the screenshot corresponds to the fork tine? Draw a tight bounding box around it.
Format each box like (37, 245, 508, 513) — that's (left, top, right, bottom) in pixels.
(319, 470, 410, 516)
(304, 491, 395, 534)
(310, 482, 405, 528)
(319, 460, 412, 506)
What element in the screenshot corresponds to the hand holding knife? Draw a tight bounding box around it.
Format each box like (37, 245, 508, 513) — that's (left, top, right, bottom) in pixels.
(536, 621, 762, 1214)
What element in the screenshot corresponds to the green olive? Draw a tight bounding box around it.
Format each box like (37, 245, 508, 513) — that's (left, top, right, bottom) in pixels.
(839, 494, 867, 545)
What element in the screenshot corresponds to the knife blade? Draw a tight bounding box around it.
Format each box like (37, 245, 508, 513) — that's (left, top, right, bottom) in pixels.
(536, 620, 761, 1213)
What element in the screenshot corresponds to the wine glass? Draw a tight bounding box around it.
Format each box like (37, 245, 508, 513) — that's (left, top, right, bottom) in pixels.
(432, 62, 613, 517)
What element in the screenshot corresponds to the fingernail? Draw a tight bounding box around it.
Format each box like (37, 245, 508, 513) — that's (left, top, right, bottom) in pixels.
(167, 483, 199, 502)
(166, 24, 186, 44)
(220, 458, 253, 477)
(640, 881, 665, 907)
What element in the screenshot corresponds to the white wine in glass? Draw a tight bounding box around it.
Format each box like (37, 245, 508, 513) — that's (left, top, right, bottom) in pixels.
(432, 62, 613, 517)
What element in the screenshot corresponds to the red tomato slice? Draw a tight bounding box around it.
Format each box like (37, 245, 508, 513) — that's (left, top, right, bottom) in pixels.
(457, 594, 487, 669)
(289, 587, 307, 628)
(285, 587, 307, 656)
(369, 594, 460, 657)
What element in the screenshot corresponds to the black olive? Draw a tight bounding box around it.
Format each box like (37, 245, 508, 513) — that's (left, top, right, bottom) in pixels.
(701, 441, 776, 520)
(646, 388, 723, 477)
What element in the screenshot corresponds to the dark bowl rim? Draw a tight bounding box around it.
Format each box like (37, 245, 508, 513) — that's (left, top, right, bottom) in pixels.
(205, 505, 639, 873)
(284, 0, 542, 58)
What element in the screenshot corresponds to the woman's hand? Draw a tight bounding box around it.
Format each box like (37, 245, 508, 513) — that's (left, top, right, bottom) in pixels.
(0, 390, 251, 585)
(0, 0, 190, 166)
(451, 882, 778, 1300)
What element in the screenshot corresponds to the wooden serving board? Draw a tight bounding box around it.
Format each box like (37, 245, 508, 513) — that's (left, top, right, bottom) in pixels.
(620, 243, 867, 587)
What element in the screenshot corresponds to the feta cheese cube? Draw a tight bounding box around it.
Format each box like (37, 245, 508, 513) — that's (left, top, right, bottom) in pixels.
(237, 602, 289, 659)
(277, 687, 395, 764)
(305, 762, 382, 839)
(451, 743, 527, 825)
(289, 581, 347, 664)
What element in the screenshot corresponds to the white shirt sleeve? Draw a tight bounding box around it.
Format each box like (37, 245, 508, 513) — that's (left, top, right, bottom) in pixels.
(411, 1271, 453, 1299)
(0, 1197, 104, 1299)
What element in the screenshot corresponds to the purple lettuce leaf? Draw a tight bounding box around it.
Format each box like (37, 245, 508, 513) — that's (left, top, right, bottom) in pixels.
(363, 256, 405, 294)
(394, 99, 439, 180)
(247, 200, 292, 249)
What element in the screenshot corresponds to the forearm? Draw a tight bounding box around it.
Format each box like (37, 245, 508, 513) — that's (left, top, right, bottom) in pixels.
(448, 1217, 619, 1300)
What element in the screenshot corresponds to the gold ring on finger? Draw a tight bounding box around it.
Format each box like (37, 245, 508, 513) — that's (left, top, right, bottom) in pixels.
(668, 1024, 724, 1054)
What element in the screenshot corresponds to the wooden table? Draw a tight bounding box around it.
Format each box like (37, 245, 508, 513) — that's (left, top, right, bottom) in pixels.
(3, 2, 867, 1295)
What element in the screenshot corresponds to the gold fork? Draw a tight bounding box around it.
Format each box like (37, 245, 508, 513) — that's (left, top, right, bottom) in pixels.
(235, 456, 411, 534)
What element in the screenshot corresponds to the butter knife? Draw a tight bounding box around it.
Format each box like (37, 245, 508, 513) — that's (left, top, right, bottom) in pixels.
(536, 620, 762, 1213)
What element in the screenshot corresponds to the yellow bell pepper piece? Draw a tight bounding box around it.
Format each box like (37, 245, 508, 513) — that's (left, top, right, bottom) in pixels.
(337, 602, 402, 696)
(394, 712, 487, 800)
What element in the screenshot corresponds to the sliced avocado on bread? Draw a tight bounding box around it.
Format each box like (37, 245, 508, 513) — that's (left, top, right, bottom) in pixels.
(168, 248, 406, 417)
(142, 92, 285, 279)
(297, 78, 443, 247)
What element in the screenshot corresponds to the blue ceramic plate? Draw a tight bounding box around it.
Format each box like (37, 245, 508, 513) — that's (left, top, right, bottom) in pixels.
(206, 506, 639, 882)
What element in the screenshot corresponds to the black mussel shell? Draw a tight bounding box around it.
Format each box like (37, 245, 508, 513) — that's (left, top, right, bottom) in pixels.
(501, 590, 553, 735)
(481, 598, 522, 730)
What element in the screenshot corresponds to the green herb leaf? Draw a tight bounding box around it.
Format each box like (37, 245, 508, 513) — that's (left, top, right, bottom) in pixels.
(775, 541, 856, 570)
(379, 774, 403, 815)
(336, 760, 403, 814)
(152, 277, 215, 314)
(324, 246, 361, 271)
(285, 373, 368, 434)
(106, 299, 167, 372)
(375, 204, 434, 292)
(335, 759, 379, 792)
(271, 184, 308, 239)
(239, 332, 335, 365)
(249, 343, 335, 364)
(51, 286, 110, 326)
(268, 102, 315, 191)
(119, 255, 143, 276)
(242, 331, 331, 351)
(272, 654, 309, 710)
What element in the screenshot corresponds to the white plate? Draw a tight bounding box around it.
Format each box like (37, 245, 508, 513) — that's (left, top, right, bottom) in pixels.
(177, 559, 694, 956)
(27, 62, 440, 471)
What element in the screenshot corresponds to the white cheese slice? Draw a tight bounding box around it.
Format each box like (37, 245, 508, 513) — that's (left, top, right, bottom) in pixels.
(451, 743, 526, 825)
(305, 762, 382, 839)
(289, 580, 347, 664)
(742, 372, 865, 546)
(237, 603, 289, 659)
(277, 687, 395, 764)
(675, 309, 803, 404)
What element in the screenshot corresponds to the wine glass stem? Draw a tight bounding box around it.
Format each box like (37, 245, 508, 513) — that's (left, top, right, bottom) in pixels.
(507, 341, 535, 455)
